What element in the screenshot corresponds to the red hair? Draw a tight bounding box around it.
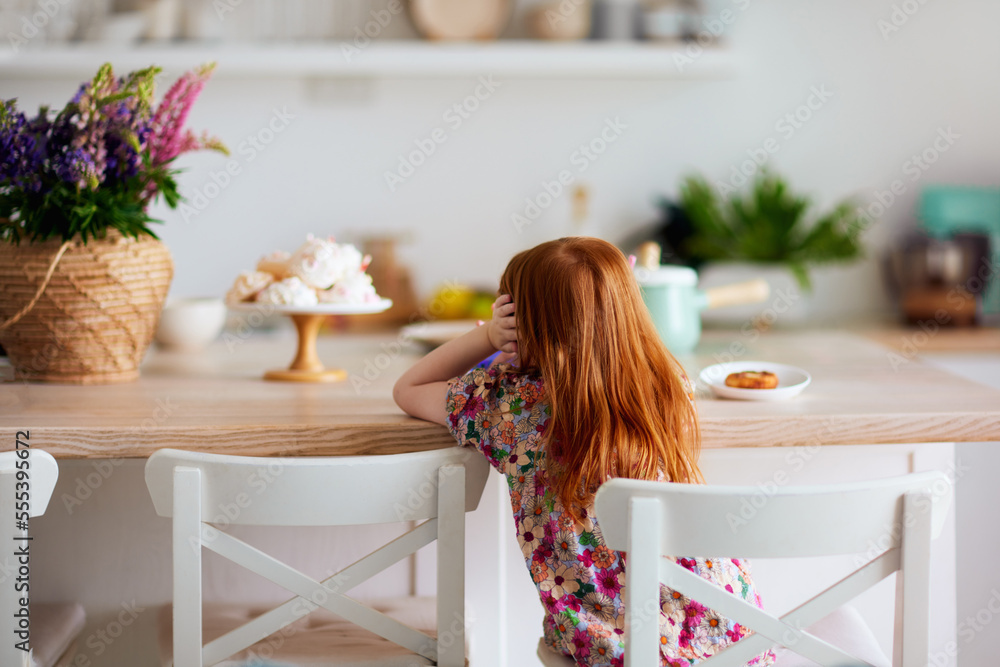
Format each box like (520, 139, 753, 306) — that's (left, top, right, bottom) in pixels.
(499, 237, 702, 520)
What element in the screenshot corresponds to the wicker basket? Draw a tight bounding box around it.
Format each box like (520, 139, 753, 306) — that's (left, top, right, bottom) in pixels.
(0, 230, 173, 384)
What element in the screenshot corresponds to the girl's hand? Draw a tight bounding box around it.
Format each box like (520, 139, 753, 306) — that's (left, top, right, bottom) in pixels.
(487, 294, 518, 354)
(396, 295, 516, 426)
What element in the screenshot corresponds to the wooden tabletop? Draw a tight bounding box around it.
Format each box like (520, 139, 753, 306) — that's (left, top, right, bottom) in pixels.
(859, 324, 1000, 354)
(2, 328, 999, 458)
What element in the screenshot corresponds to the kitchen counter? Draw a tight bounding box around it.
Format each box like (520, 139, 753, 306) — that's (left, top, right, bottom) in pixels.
(7, 327, 979, 666)
(859, 323, 1000, 353)
(2, 328, 999, 457)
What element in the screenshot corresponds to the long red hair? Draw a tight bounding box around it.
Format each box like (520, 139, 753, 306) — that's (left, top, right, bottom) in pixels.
(499, 237, 702, 520)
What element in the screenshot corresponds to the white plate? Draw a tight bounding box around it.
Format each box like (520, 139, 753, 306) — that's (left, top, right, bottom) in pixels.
(228, 299, 393, 316)
(698, 361, 811, 401)
(400, 320, 480, 348)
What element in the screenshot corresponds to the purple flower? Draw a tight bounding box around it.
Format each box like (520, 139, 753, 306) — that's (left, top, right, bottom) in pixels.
(51, 147, 97, 189)
(1, 103, 43, 193)
(1, 63, 227, 244)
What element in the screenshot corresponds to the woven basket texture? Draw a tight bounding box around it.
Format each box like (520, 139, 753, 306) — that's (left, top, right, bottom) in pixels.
(0, 231, 173, 384)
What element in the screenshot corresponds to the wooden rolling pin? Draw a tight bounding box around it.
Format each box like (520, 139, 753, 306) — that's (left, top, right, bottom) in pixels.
(704, 279, 771, 309)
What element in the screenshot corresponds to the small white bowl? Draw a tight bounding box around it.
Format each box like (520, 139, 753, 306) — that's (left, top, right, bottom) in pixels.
(155, 297, 227, 352)
(699, 361, 811, 401)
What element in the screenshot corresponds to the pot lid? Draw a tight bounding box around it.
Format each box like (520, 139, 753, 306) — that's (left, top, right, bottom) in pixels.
(634, 265, 698, 287)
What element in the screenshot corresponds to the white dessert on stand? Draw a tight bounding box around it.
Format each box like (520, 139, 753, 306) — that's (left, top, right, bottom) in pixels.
(257, 277, 320, 307)
(226, 235, 391, 382)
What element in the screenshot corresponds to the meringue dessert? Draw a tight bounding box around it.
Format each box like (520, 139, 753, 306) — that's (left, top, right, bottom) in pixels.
(226, 270, 274, 303)
(226, 234, 382, 307)
(256, 250, 291, 279)
(256, 277, 320, 307)
(317, 270, 379, 304)
(288, 234, 368, 290)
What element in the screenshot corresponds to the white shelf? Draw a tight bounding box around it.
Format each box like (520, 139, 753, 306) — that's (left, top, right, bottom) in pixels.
(0, 41, 736, 79)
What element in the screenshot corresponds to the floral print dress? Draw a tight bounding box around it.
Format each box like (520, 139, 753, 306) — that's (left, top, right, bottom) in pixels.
(446, 365, 775, 667)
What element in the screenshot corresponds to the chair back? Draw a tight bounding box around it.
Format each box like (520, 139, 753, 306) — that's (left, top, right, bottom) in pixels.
(593, 471, 951, 667)
(146, 446, 489, 526)
(0, 449, 59, 667)
(0, 449, 58, 517)
(145, 447, 490, 667)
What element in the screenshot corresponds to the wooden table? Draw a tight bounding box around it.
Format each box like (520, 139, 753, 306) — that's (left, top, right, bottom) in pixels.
(2, 328, 994, 667)
(2, 329, 999, 457)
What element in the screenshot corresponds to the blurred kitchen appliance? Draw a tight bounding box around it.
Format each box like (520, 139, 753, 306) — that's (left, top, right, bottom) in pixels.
(886, 233, 988, 326)
(919, 186, 1000, 322)
(592, 0, 640, 40)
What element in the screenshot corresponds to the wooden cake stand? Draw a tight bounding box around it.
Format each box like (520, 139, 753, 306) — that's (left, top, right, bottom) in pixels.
(230, 300, 392, 382)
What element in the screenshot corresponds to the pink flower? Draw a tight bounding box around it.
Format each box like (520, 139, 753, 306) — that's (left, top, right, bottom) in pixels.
(571, 628, 590, 654)
(462, 395, 485, 416)
(683, 600, 707, 629)
(543, 520, 557, 541)
(595, 566, 623, 597)
(148, 64, 224, 166)
(571, 563, 592, 585)
(540, 591, 560, 613)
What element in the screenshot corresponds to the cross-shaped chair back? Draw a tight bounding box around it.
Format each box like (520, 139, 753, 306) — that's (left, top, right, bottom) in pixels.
(593, 471, 951, 667)
(145, 447, 490, 667)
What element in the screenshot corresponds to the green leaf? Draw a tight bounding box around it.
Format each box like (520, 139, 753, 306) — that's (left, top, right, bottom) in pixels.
(784, 262, 809, 291)
(579, 531, 596, 546)
(678, 170, 866, 288)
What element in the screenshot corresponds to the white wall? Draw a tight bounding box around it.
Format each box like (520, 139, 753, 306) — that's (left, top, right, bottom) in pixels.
(5, 0, 999, 321)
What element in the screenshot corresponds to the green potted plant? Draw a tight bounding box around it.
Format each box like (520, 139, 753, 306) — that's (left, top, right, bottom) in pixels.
(677, 171, 864, 325)
(0, 62, 225, 384)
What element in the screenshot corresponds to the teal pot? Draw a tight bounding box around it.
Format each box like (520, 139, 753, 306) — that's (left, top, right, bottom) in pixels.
(637, 266, 769, 355)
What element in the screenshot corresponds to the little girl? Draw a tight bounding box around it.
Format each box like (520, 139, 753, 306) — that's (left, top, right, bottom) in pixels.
(394, 237, 774, 667)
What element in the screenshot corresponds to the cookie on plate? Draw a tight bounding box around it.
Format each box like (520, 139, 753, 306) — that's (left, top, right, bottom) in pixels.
(725, 371, 779, 389)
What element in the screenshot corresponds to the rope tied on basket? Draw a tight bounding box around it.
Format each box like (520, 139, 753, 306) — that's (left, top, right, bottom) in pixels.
(0, 241, 72, 331)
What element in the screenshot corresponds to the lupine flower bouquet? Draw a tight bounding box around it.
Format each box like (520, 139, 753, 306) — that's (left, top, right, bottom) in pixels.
(0, 62, 226, 245)
(0, 63, 226, 384)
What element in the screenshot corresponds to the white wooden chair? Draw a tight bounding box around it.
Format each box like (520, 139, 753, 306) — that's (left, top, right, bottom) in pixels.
(0, 449, 86, 667)
(145, 447, 490, 667)
(537, 471, 950, 667)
